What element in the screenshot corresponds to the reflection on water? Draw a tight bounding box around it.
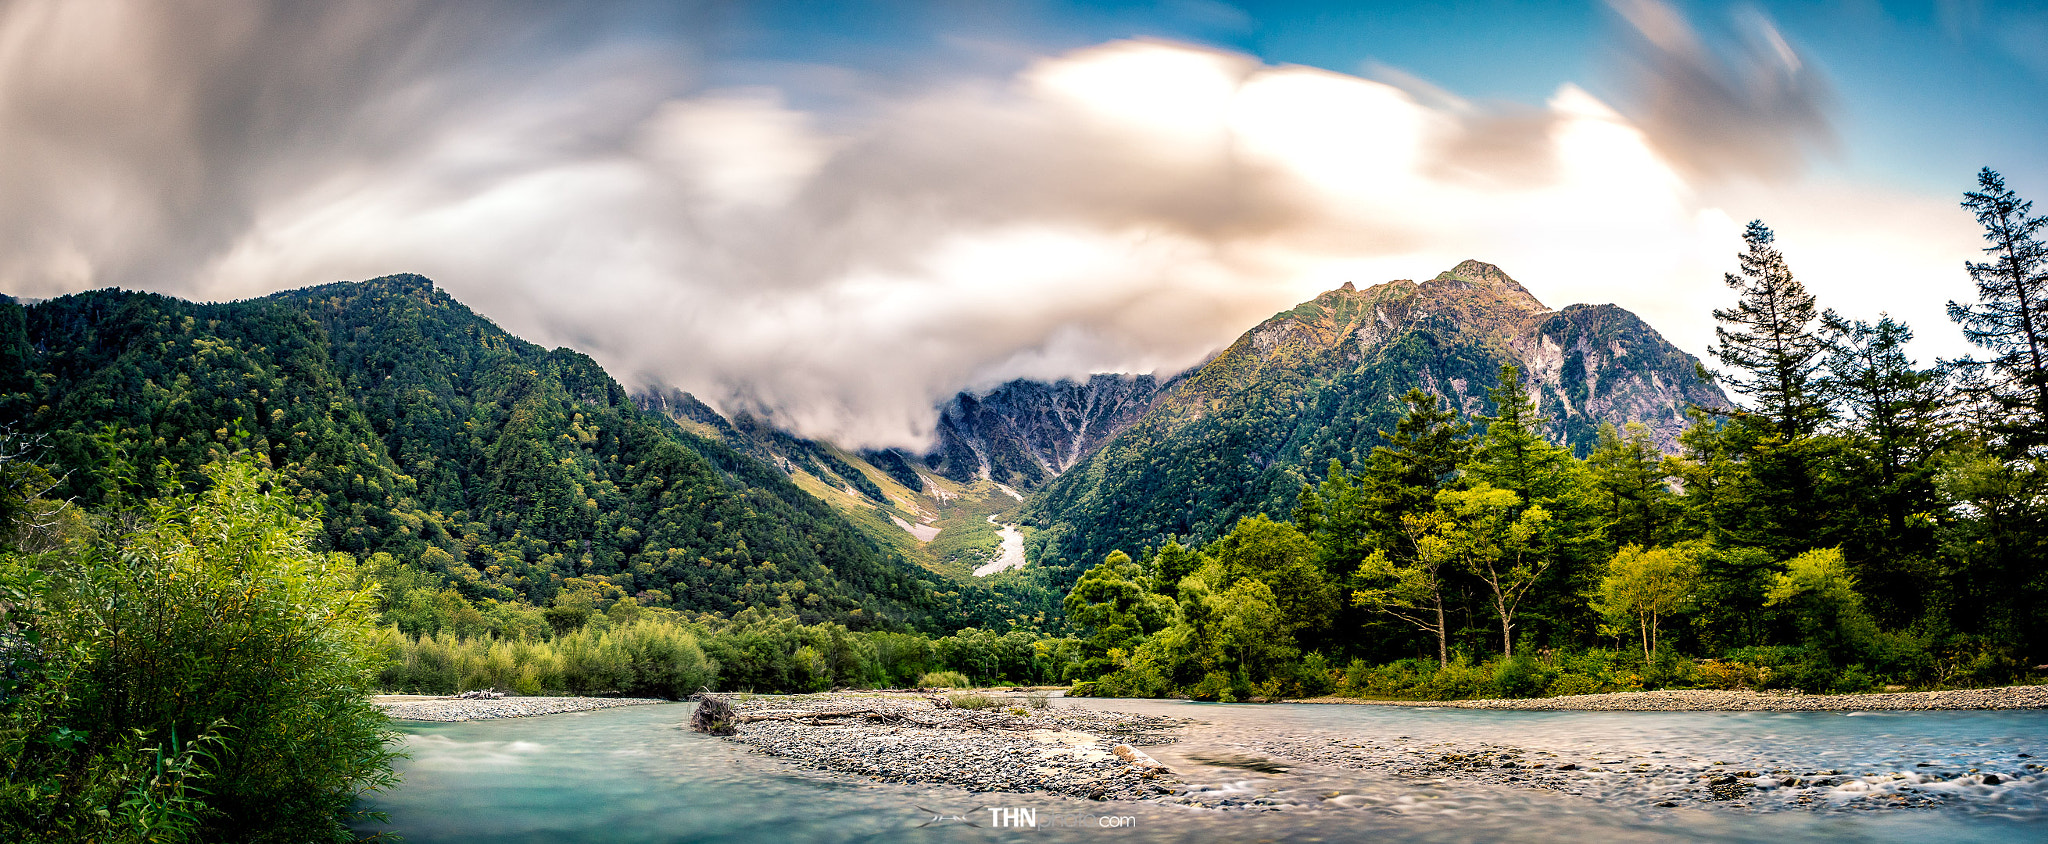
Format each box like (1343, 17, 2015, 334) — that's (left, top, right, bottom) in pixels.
(359, 699, 2048, 843)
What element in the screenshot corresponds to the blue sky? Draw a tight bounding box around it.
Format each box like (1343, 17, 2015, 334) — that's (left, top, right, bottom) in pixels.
(1, 0, 2042, 445)
(702, 0, 2046, 193)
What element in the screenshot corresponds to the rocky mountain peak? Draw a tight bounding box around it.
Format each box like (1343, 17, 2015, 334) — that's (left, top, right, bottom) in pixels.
(1429, 259, 1545, 311)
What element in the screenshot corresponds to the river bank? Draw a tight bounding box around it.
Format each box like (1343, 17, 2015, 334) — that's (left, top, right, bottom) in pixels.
(374, 694, 665, 721)
(1292, 684, 2048, 711)
(715, 692, 1185, 801)
(700, 690, 2047, 815)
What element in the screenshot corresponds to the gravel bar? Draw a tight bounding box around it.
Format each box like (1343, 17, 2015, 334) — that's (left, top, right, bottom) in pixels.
(1296, 684, 2048, 711)
(717, 693, 1187, 801)
(375, 695, 665, 721)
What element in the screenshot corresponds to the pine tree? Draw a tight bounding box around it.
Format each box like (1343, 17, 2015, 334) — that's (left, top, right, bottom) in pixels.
(1471, 363, 1576, 502)
(1947, 168, 2048, 447)
(1712, 221, 1829, 437)
(1821, 313, 1951, 526)
(1352, 389, 1473, 550)
(1370, 388, 1473, 496)
(1586, 422, 1679, 548)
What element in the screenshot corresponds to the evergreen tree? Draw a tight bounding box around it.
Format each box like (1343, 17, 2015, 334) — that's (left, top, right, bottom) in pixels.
(1470, 364, 1569, 500)
(1818, 313, 1950, 623)
(1356, 389, 1473, 536)
(1947, 168, 2048, 448)
(1712, 221, 1829, 437)
(1586, 422, 1679, 548)
(1822, 313, 1950, 480)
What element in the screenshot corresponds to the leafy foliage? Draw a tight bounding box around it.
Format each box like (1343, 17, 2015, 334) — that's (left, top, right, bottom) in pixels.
(1, 459, 395, 843)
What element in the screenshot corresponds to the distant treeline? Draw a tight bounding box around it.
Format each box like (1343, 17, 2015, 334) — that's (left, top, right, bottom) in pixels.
(371, 565, 1070, 695)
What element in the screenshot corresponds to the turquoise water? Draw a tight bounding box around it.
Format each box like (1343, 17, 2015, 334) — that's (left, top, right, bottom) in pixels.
(359, 700, 2048, 843)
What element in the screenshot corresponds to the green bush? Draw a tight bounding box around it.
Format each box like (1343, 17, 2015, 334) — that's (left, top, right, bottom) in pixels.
(1492, 656, 1556, 699)
(919, 670, 970, 688)
(946, 693, 997, 710)
(2, 461, 398, 843)
(1545, 674, 1605, 697)
(1295, 653, 1338, 697)
(1186, 670, 1234, 702)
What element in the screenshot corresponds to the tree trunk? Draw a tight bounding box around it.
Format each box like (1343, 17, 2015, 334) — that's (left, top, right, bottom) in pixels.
(1640, 614, 1651, 662)
(1500, 605, 1513, 659)
(1434, 596, 1448, 668)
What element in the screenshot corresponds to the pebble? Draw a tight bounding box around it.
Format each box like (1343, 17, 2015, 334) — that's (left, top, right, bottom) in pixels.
(375, 695, 663, 722)
(1300, 685, 2048, 712)
(716, 693, 1186, 802)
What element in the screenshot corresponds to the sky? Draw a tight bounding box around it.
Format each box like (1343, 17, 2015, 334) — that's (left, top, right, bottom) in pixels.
(1, 0, 2043, 449)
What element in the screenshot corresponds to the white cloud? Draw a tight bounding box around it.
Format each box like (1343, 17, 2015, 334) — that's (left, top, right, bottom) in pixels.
(0, 1, 1989, 448)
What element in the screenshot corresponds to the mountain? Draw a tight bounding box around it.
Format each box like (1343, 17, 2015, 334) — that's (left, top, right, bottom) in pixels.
(914, 373, 1170, 491)
(1, 275, 950, 630)
(1022, 260, 1729, 581)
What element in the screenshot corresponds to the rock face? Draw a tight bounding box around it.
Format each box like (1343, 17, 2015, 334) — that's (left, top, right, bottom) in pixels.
(1023, 260, 1730, 582)
(919, 374, 1169, 490)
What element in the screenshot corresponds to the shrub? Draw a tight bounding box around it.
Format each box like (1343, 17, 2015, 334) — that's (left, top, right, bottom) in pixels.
(1295, 653, 1338, 698)
(947, 693, 997, 710)
(1492, 656, 1556, 699)
(1187, 671, 1234, 702)
(919, 670, 970, 688)
(1694, 660, 1765, 690)
(3, 461, 398, 843)
(1546, 674, 1605, 697)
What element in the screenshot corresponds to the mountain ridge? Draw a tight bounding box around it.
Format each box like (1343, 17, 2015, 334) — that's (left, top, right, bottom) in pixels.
(1020, 259, 1729, 582)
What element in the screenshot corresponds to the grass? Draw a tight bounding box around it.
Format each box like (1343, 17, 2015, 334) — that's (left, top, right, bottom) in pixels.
(918, 670, 970, 688)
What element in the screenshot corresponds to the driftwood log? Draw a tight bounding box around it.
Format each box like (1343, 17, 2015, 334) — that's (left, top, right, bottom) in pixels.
(690, 693, 740, 735)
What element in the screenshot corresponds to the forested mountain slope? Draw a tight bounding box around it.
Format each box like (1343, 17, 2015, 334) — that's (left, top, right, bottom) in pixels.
(1023, 260, 1729, 583)
(0, 275, 949, 629)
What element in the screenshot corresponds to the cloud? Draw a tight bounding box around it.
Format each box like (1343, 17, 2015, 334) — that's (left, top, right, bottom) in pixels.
(1604, 0, 1835, 179)
(0, 1, 1983, 448)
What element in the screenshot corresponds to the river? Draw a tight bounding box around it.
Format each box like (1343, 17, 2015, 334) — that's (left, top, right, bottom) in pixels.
(358, 698, 2047, 843)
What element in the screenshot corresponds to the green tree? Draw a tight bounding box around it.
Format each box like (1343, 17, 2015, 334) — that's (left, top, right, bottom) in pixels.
(1353, 509, 1457, 667)
(1592, 544, 1700, 661)
(1764, 547, 1882, 664)
(1061, 551, 1173, 679)
(1948, 168, 2048, 445)
(1212, 578, 1295, 687)
(1208, 515, 1336, 643)
(1586, 422, 1679, 548)
(1819, 312, 1951, 622)
(1712, 220, 1830, 437)
(1470, 364, 1571, 501)
(1432, 484, 1554, 658)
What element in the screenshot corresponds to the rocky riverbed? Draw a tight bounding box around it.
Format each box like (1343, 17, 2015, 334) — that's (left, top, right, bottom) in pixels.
(1156, 730, 2042, 813)
(1298, 684, 2048, 712)
(374, 694, 664, 721)
(708, 690, 2047, 816)
(714, 693, 1186, 801)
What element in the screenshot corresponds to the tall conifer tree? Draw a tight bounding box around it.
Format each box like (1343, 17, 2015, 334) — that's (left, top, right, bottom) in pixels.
(1712, 221, 1829, 437)
(1948, 168, 2048, 447)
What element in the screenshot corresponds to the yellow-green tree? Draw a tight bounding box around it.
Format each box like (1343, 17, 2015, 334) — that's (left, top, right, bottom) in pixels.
(1593, 544, 1700, 661)
(1353, 509, 1457, 668)
(1434, 484, 1554, 659)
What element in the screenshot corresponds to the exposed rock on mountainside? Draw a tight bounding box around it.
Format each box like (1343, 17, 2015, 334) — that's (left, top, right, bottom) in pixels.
(918, 373, 1169, 490)
(1023, 260, 1729, 584)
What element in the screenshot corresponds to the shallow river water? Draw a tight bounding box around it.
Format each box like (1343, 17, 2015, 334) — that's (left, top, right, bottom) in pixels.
(359, 699, 2048, 843)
